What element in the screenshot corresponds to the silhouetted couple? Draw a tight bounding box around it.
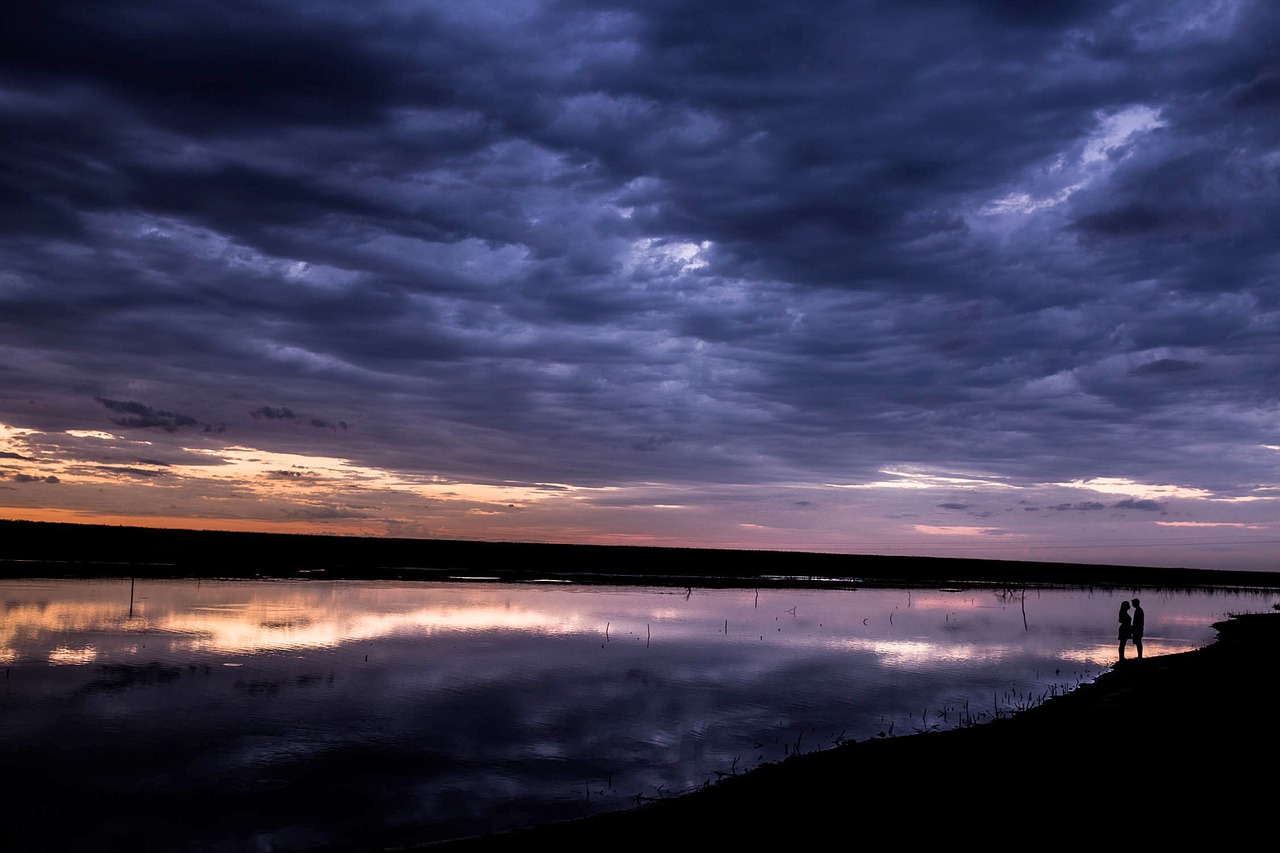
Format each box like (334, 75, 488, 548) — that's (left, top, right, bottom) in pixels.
(1118, 598, 1144, 661)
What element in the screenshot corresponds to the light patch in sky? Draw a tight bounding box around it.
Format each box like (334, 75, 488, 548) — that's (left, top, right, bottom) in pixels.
(978, 105, 1164, 220)
(834, 469, 1019, 491)
(1, 424, 38, 441)
(182, 446, 575, 507)
(1058, 477, 1213, 500)
(624, 238, 712, 276)
(1156, 521, 1265, 529)
(980, 187, 1081, 216)
(260, 343, 348, 373)
(1, 420, 577, 535)
(1147, 0, 1243, 43)
(1207, 494, 1277, 503)
(1081, 106, 1165, 164)
(913, 525, 1007, 537)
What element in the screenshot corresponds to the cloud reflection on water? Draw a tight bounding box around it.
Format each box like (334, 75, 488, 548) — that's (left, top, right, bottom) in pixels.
(1, 578, 1274, 850)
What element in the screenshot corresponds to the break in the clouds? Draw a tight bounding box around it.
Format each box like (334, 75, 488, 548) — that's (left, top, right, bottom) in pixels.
(2, 1, 1278, 569)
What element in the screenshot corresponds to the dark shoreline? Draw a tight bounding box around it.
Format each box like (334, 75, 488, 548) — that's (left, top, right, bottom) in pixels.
(4, 519, 1280, 591)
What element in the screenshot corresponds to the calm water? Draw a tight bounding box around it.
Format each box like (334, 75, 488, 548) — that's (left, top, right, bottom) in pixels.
(1, 577, 1275, 851)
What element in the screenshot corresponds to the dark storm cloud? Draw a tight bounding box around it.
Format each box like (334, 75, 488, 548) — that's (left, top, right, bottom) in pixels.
(97, 466, 166, 480)
(2, 0, 1278, 507)
(250, 406, 347, 430)
(0, 2, 410, 133)
(251, 407, 299, 422)
(1129, 359, 1201, 377)
(631, 435, 673, 453)
(96, 398, 212, 432)
(1113, 498, 1166, 512)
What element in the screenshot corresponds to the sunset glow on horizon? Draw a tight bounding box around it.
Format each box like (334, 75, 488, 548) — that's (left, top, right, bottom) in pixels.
(4, 416, 1278, 569)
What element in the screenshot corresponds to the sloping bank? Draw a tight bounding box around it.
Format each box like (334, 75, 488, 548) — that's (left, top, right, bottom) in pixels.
(411, 610, 1279, 851)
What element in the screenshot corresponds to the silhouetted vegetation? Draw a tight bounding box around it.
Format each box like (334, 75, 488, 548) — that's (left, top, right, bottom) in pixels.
(3, 519, 1278, 591)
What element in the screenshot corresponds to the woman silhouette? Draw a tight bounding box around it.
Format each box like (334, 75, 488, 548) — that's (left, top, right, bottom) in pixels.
(1118, 600, 1132, 661)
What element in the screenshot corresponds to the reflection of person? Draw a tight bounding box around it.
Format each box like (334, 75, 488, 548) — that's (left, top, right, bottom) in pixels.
(1118, 600, 1132, 661)
(1131, 597, 1145, 658)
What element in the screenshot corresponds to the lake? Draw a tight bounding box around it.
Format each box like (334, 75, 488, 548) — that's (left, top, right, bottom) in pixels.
(1, 577, 1275, 851)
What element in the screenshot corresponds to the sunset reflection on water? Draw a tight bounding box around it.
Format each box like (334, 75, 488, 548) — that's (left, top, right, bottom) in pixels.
(1, 577, 1274, 851)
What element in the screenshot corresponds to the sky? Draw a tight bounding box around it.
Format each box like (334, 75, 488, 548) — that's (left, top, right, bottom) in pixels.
(2, 1, 1279, 572)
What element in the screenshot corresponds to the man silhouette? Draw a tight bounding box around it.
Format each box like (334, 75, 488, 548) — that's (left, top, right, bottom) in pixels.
(1131, 597, 1144, 659)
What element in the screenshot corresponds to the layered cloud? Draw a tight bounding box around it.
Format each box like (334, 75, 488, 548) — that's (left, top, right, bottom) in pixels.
(2, 1, 1278, 568)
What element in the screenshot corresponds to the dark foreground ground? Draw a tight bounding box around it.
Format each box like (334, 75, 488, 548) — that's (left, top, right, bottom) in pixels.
(411, 611, 1279, 851)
